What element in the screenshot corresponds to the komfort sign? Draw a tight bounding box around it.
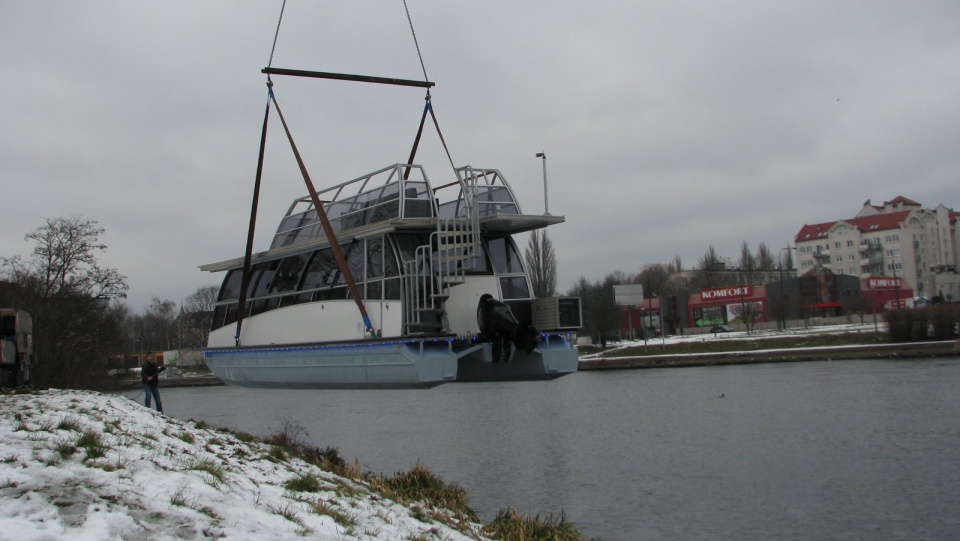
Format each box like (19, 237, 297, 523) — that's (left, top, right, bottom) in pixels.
(700, 285, 753, 300)
(867, 277, 903, 290)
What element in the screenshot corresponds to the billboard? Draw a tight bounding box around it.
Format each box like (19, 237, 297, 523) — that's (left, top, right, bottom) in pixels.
(614, 284, 644, 306)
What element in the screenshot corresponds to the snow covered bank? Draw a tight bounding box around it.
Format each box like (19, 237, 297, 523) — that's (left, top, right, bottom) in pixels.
(0, 389, 491, 540)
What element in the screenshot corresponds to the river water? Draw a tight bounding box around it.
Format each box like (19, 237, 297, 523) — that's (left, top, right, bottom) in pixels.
(143, 358, 960, 540)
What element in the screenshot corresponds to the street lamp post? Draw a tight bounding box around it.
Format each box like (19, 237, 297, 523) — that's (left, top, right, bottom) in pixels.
(535, 152, 549, 215)
(778, 245, 793, 331)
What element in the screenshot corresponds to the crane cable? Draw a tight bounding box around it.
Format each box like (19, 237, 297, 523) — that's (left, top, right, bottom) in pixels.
(236, 0, 286, 345)
(267, 0, 287, 72)
(402, 0, 456, 178)
(403, 0, 428, 83)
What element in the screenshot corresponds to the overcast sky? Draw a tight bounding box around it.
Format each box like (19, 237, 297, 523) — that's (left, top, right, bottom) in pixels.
(3, 1, 958, 311)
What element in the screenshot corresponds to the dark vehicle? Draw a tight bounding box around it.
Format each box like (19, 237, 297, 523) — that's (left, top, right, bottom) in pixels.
(710, 324, 733, 333)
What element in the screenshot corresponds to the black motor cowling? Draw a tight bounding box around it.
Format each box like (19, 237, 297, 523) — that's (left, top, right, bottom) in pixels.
(477, 295, 537, 363)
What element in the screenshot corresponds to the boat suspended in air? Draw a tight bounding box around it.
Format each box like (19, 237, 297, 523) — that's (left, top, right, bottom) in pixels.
(201, 161, 581, 389)
(199, 7, 580, 389)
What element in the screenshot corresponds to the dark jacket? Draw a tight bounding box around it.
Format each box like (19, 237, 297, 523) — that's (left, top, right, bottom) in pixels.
(141, 360, 165, 388)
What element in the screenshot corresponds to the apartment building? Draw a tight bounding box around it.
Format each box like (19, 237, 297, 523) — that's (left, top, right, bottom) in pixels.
(794, 196, 960, 302)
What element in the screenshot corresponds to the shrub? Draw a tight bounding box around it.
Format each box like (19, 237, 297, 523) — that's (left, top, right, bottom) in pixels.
(884, 309, 914, 342)
(284, 474, 323, 493)
(380, 462, 477, 522)
(483, 508, 585, 541)
(930, 304, 960, 340)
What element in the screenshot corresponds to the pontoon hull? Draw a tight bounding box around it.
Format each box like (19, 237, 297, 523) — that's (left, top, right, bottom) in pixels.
(204, 335, 578, 389)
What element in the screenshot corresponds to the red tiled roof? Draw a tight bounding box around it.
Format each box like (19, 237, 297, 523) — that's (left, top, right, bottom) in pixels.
(885, 195, 921, 207)
(795, 210, 911, 242)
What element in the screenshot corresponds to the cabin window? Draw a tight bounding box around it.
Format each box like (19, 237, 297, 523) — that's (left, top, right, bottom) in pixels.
(223, 303, 238, 328)
(402, 182, 432, 217)
(211, 305, 228, 330)
(278, 293, 303, 308)
(271, 212, 319, 249)
(475, 186, 519, 217)
(367, 184, 400, 224)
(486, 237, 524, 274)
(367, 281, 382, 300)
(250, 296, 280, 316)
(248, 261, 280, 299)
(347, 243, 364, 295)
(301, 249, 339, 290)
(500, 277, 531, 300)
(218, 270, 244, 302)
(366, 237, 384, 279)
(384, 277, 401, 299)
(270, 253, 309, 294)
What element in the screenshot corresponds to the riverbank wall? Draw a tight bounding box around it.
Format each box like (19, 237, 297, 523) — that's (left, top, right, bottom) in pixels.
(579, 340, 958, 371)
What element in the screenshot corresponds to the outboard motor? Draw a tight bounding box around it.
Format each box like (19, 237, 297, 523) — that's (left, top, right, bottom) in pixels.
(477, 294, 520, 363)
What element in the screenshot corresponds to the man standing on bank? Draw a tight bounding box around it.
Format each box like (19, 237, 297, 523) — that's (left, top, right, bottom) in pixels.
(141, 352, 166, 414)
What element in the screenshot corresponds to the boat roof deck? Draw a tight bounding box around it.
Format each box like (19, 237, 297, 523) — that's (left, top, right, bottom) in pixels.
(200, 163, 564, 273)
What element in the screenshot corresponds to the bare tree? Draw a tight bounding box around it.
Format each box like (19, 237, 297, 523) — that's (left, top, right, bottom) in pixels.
(667, 255, 683, 274)
(524, 229, 557, 298)
(756, 242, 775, 270)
(183, 285, 218, 347)
(0, 216, 128, 389)
(566, 273, 622, 347)
(2, 216, 128, 300)
(695, 246, 725, 289)
(637, 264, 669, 298)
(733, 302, 764, 332)
(142, 297, 177, 351)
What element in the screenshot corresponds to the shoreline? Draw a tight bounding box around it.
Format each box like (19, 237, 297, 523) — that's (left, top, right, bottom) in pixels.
(578, 340, 958, 371)
(144, 340, 960, 388)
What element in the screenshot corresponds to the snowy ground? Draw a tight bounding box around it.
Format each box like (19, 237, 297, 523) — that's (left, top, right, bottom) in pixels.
(579, 323, 886, 360)
(0, 389, 491, 541)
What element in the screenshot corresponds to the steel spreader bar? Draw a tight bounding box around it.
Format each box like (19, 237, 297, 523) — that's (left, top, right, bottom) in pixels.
(262, 67, 434, 88)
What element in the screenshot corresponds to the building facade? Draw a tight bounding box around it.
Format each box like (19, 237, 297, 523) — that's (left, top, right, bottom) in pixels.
(794, 196, 960, 302)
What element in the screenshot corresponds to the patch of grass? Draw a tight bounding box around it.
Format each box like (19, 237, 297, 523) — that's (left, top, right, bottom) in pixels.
(409, 504, 431, 523)
(300, 496, 356, 528)
(169, 485, 220, 520)
(266, 446, 288, 463)
(264, 421, 352, 474)
(379, 462, 477, 523)
(268, 502, 304, 526)
(93, 455, 128, 473)
(284, 474, 323, 493)
(177, 432, 196, 445)
(230, 430, 258, 443)
(483, 508, 585, 541)
(186, 458, 228, 487)
(332, 477, 366, 500)
(169, 485, 196, 507)
(54, 438, 78, 460)
(76, 431, 108, 460)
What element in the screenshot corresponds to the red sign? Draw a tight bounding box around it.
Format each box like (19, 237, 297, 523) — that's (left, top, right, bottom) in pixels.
(700, 285, 753, 300)
(867, 277, 902, 290)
